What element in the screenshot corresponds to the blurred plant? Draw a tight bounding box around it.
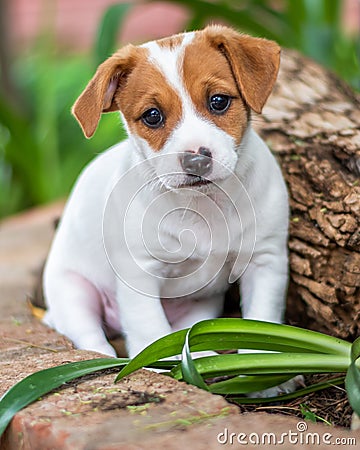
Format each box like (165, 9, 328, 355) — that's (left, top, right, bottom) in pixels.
(166, 0, 359, 91)
(0, 4, 130, 218)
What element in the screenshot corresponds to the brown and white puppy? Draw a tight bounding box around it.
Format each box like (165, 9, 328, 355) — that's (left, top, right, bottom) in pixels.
(43, 25, 294, 395)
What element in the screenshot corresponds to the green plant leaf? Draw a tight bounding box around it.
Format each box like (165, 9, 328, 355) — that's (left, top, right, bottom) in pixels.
(116, 329, 188, 381)
(117, 318, 351, 382)
(300, 403, 318, 422)
(171, 352, 350, 381)
(209, 374, 293, 394)
(185, 319, 350, 356)
(300, 402, 332, 425)
(345, 336, 360, 415)
(229, 376, 346, 405)
(0, 358, 129, 437)
(94, 3, 131, 66)
(180, 329, 209, 391)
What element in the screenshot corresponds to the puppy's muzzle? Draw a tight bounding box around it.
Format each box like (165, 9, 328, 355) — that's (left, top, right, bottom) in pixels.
(179, 147, 213, 178)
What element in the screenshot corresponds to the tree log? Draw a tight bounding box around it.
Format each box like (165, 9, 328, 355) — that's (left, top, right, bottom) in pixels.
(254, 50, 360, 340)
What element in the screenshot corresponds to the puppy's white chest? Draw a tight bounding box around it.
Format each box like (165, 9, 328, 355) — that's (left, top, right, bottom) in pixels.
(147, 200, 237, 298)
(157, 196, 236, 258)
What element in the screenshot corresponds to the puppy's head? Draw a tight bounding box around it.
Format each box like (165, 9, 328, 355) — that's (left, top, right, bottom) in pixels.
(73, 26, 280, 190)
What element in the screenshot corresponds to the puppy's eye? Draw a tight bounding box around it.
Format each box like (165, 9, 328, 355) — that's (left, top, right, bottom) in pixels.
(209, 95, 231, 114)
(141, 108, 164, 128)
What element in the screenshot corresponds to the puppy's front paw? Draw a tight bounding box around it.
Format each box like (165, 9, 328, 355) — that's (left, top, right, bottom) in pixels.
(246, 375, 305, 399)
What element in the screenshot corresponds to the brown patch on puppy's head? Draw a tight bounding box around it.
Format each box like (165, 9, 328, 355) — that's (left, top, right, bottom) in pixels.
(72, 43, 183, 152)
(115, 58, 182, 152)
(182, 31, 249, 146)
(202, 25, 281, 114)
(156, 33, 185, 50)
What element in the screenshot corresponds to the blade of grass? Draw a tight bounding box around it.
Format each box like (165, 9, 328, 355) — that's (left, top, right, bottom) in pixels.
(0, 358, 128, 437)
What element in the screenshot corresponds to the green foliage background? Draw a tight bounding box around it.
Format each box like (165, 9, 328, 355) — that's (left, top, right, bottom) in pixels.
(0, 0, 358, 218)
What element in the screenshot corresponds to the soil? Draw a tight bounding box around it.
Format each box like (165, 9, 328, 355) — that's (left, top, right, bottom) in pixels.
(236, 375, 352, 428)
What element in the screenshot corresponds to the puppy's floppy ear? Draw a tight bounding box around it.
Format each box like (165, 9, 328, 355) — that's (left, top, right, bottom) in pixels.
(72, 44, 141, 138)
(205, 25, 280, 114)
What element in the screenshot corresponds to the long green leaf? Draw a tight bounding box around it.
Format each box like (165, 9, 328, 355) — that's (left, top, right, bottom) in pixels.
(345, 336, 360, 415)
(209, 374, 292, 394)
(116, 329, 188, 381)
(171, 352, 350, 380)
(230, 376, 346, 405)
(181, 329, 209, 391)
(186, 319, 350, 356)
(0, 358, 128, 437)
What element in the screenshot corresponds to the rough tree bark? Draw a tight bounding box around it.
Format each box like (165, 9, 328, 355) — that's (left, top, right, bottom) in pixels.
(254, 49, 360, 340)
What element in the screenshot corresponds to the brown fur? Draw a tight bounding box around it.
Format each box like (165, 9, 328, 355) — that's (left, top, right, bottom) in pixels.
(72, 45, 183, 150)
(182, 31, 249, 146)
(204, 25, 280, 114)
(157, 33, 185, 50)
(115, 58, 183, 152)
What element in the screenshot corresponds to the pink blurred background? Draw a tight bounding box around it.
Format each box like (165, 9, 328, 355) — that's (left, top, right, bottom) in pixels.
(8, 0, 188, 51)
(7, 0, 360, 52)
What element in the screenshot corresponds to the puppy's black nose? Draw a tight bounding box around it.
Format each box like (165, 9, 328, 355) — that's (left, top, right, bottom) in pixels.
(179, 147, 213, 177)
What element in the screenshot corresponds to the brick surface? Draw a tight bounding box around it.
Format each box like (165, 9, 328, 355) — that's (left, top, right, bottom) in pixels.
(0, 204, 359, 449)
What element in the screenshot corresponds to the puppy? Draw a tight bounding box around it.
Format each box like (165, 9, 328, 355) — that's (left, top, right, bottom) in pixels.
(43, 26, 289, 374)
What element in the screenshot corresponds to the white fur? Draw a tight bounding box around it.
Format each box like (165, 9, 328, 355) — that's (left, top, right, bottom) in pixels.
(43, 37, 289, 364)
